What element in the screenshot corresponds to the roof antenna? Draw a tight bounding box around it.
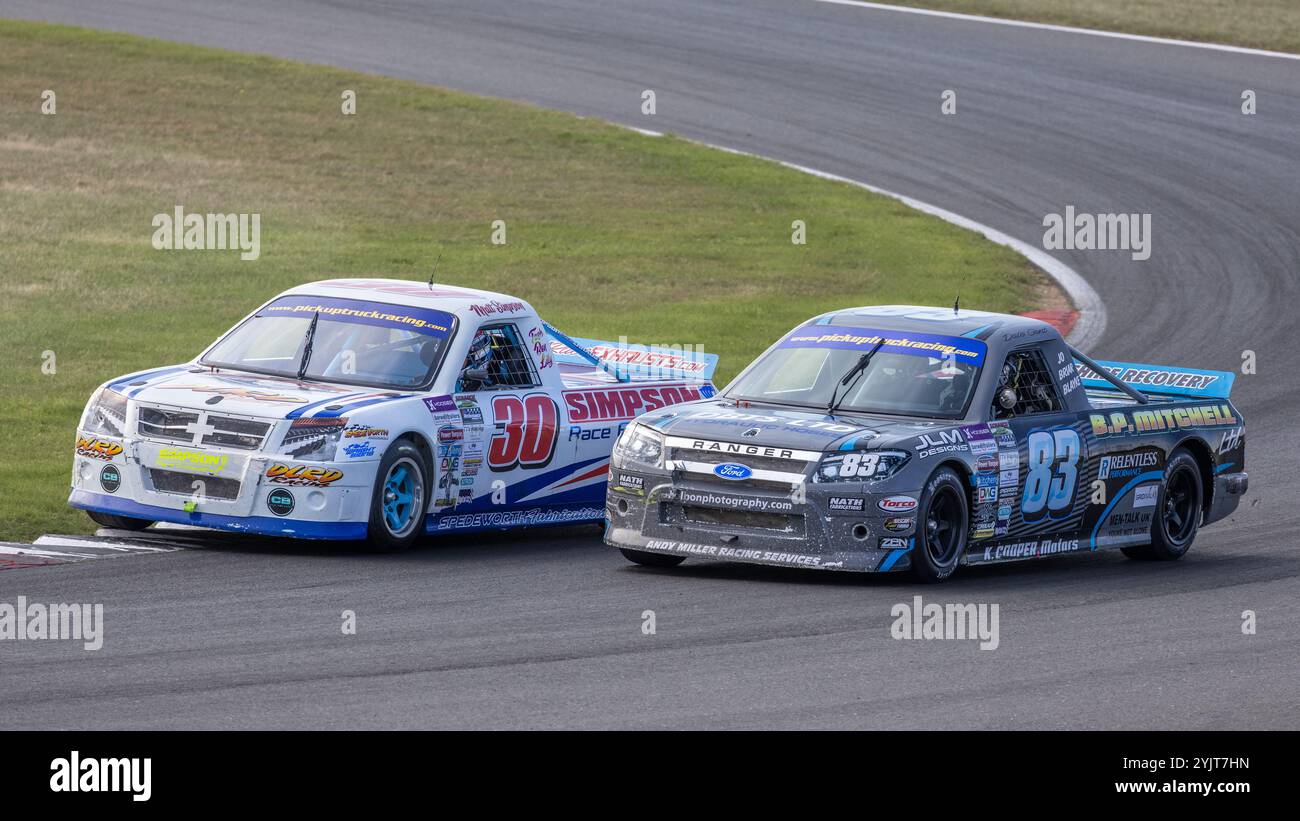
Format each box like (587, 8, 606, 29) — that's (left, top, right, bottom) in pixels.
(953, 294, 960, 315)
(427, 253, 442, 290)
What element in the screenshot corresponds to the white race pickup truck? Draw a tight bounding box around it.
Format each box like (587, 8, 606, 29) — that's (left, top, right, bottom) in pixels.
(70, 278, 717, 550)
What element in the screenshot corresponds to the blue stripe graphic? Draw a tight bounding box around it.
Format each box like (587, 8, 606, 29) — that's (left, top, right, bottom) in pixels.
(69, 489, 367, 540)
(1089, 469, 1163, 550)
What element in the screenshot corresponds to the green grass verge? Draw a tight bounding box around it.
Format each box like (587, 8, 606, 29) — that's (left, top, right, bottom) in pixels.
(888, 0, 1300, 54)
(0, 20, 1048, 541)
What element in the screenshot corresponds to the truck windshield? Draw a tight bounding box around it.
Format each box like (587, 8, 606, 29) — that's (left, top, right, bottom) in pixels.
(202, 296, 456, 389)
(725, 325, 986, 418)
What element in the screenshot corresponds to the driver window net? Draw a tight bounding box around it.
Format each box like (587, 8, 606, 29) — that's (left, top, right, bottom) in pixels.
(1001, 350, 1061, 416)
(474, 325, 537, 389)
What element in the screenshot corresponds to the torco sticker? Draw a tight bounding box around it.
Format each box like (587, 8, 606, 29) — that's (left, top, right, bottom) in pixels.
(877, 495, 918, 513)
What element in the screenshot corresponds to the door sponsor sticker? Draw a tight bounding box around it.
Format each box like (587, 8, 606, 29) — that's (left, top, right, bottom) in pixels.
(828, 496, 865, 513)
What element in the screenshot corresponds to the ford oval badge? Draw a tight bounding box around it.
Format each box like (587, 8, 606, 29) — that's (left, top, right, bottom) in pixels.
(714, 463, 752, 480)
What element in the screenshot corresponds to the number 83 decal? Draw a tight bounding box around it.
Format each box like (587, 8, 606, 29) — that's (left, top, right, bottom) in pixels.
(1021, 427, 1083, 521)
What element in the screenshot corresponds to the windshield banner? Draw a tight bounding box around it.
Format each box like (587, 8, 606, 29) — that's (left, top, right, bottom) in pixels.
(780, 325, 987, 366)
(259, 296, 454, 338)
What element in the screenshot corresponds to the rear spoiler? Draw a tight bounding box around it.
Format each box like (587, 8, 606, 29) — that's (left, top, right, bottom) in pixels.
(1072, 353, 1234, 400)
(544, 323, 718, 383)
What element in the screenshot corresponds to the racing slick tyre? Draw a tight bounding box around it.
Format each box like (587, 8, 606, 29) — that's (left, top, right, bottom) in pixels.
(911, 467, 968, 583)
(86, 510, 154, 531)
(1122, 448, 1202, 562)
(619, 548, 686, 568)
(365, 439, 429, 553)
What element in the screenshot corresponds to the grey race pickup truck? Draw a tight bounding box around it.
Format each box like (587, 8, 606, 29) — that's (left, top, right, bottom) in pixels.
(605, 305, 1247, 582)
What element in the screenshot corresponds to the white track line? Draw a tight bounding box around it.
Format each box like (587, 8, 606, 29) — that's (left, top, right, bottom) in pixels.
(617, 126, 1107, 350)
(0, 545, 99, 559)
(34, 535, 177, 553)
(809, 1, 1300, 62)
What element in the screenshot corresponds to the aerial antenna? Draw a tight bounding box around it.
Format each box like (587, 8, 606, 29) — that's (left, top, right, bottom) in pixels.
(953, 295, 960, 315)
(427, 253, 442, 290)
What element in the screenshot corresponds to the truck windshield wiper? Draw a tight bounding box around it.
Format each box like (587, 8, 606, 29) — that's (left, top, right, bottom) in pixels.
(296, 311, 320, 380)
(827, 339, 885, 415)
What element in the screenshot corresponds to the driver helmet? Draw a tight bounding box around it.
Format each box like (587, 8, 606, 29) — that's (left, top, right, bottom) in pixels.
(1000, 358, 1019, 387)
(467, 330, 493, 373)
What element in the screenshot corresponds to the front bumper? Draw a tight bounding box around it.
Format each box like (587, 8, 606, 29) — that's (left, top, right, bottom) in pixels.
(69, 430, 377, 540)
(604, 469, 919, 573)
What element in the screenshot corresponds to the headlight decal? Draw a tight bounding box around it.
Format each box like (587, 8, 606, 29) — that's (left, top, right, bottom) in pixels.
(815, 450, 909, 482)
(279, 417, 349, 461)
(612, 423, 664, 469)
(80, 388, 129, 437)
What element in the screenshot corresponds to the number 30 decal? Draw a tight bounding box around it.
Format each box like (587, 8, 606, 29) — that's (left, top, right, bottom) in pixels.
(1022, 428, 1081, 519)
(488, 393, 558, 471)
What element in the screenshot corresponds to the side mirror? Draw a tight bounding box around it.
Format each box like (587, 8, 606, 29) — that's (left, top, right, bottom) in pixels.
(996, 387, 1018, 411)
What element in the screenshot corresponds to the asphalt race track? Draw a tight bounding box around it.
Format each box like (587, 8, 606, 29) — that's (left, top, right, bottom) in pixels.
(2, 0, 1298, 729)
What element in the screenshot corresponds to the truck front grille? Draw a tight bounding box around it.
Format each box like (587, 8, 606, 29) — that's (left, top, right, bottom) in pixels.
(689, 474, 798, 493)
(137, 407, 200, 443)
(148, 469, 242, 500)
(680, 505, 803, 534)
(136, 406, 271, 450)
(202, 416, 271, 450)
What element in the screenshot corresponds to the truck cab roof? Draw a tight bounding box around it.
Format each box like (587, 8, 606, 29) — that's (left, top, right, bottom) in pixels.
(281, 278, 538, 324)
(813, 304, 1059, 346)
